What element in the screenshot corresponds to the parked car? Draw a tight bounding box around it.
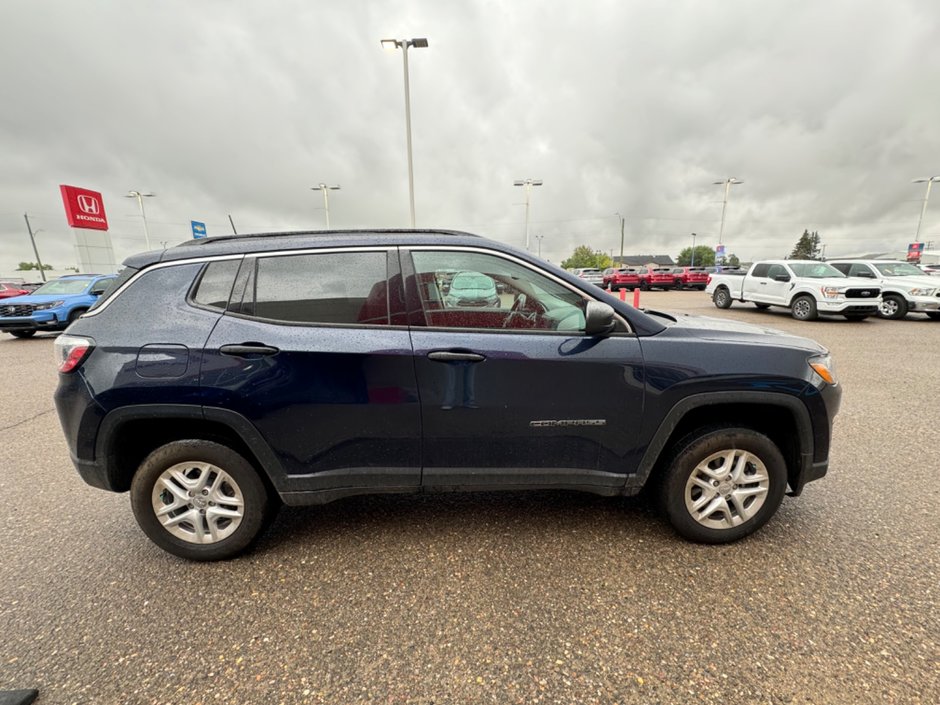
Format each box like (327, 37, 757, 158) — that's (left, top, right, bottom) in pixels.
(706, 260, 881, 321)
(602, 267, 643, 290)
(573, 267, 604, 286)
(55, 230, 840, 560)
(0, 274, 116, 338)
(918, 263, 940, 276)
(0, 282, 30, 299)
(672, 266, 709, 290)
(443, 270, 500, 308)
(828, 259, 940, 320)
(637, 265, 677, 290)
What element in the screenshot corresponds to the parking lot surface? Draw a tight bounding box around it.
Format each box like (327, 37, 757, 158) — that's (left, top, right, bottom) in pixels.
(1, 290, 937, 704)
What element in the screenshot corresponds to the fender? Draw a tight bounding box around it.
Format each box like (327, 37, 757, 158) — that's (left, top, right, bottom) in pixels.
(626, 391, 814, 491)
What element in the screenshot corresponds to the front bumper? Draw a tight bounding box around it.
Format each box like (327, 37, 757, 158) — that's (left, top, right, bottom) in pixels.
(816, 300, 879, 315)
(908, 296, 940, 312)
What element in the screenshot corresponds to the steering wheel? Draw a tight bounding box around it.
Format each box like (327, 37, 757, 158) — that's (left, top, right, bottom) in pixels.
(502, 293, 538, 328)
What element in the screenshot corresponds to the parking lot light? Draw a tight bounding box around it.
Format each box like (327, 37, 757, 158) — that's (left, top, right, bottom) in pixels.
(912, 176, 940, 241)
(126, 191, 155, 250)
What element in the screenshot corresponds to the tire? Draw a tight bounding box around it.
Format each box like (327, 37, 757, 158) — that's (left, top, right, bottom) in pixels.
(713, 287, 732, 309)
(130, 440, 274, 561)
(790, 295, 818, 321)
(640, 280, 650, 291)
(674, 278, 683, 289)
(658, 426, 787, 544)
(9, 330, 36, 338)
(754, 303, 770, 310)
(67, 308, 87, 324)
(878, 294, 908, 320)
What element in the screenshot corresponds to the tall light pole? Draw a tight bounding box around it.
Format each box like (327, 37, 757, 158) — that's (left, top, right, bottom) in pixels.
(126, 190, 155, 249)
(513, 178, 543, 251)
(614, 212, 625, 266)
(913, 176, 940, 242)
(713, 178, 743, 245)
(690, 232, 697, 267)
(381, 37, 428, 228)
(535, 235, 544, 258)
(311, 183, 341, 228)
(23, 214, 47, 282)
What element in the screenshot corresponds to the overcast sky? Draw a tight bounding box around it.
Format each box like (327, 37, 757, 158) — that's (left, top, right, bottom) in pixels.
(2, 0, 939, 272)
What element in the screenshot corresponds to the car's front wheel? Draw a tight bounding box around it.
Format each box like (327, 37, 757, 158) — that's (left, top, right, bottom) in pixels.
(8, 330, 36, 338)
(130, 440, 274, 561)
(790, 295, 818, 321)
(878, 294, 908, 320)
(658, 426, 787, 543)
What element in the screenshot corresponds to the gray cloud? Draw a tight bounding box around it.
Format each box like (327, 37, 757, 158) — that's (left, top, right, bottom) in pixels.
(2, 0, 939, 274)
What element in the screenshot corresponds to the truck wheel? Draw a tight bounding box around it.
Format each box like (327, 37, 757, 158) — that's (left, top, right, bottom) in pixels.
(755, 303, 770, 310)
(9, 330, 36, 339)
(658, 426, 787, 543)
(712, 287, 732, 309)
(130, 440, 274, 561)
(790, 295, 818, 321)
(878, 294, 908, 320)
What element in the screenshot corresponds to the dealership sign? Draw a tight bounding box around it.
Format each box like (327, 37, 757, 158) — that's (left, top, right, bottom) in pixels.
(60, 185, 109, 230)
(907, 242, 925, 262)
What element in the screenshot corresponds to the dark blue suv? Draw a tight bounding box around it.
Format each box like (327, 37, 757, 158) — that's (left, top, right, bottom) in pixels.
(0, 273, 116, 338)
(54, 230, 841, 560)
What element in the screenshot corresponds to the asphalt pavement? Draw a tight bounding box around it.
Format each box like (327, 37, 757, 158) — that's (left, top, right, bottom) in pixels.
(0, 291, 937, 704)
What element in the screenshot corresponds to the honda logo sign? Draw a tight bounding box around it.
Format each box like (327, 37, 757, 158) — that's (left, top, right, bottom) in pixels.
(60, 185, 109, 231)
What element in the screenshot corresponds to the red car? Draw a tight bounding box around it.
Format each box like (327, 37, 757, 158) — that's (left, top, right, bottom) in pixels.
(601, 267, 643, 290)
(0, 283, 30, 299)
(672, 266, 709, 290)
(637, 266, 677, 290)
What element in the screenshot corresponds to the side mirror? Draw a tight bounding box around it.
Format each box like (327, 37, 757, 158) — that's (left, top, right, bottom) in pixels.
(584, 300, 616, 336)
(773, 274, 791, 282)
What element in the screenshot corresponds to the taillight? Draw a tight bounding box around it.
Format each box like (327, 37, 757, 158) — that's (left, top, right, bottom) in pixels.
(55, 334, 94, 373)
(707, 275, 712, 284)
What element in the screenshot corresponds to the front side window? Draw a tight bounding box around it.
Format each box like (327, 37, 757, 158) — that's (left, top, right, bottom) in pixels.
(411, 250, 588, 332)
(250, 251, 390, 325)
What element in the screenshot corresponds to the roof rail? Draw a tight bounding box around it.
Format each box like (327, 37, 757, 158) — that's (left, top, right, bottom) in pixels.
(175, 228, 482, 247)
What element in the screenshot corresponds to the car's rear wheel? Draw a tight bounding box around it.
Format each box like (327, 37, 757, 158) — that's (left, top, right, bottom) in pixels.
(9, 330, 36, 338)
(790, 295, 818, 321)
(130, 440, 273, 561)
(878, 294, 908, 320)
(713, 287, 732, 309)
(658, 426, 787, 543)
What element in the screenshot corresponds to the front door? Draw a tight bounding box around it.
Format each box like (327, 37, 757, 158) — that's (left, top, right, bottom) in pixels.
(403, 247, 646, 492)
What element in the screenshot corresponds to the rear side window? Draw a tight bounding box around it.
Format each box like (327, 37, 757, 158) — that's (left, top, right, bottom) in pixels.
(751, 263, 770, 278)
(251, 251, 390, 325)
(193, 260, 241, 310)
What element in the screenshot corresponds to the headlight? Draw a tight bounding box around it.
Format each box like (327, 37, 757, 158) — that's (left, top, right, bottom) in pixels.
(820, 287, 841, 299)
(908, 288, 937, 296)
(809, 353, 837, 385)
(33, 300, 65, 310)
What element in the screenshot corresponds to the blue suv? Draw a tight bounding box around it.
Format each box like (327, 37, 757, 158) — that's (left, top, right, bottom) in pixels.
(53, 230, 841, 560)
(0, 274, 116, 338)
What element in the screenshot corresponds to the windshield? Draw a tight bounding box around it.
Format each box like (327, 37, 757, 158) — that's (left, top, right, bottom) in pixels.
(451, 273, 495, 290)
(788, 262, 845, 278)
(874, 262, 926, 277)
(32, 278, 94, 295)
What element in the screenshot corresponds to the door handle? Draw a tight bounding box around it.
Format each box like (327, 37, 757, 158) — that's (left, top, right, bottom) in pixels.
(219, 343, 280, 357)
(428, 351, 485, 363)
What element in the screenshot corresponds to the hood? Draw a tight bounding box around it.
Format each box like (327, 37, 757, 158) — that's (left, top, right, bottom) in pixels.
(646, 310, 826, 353)
(879, 275, 940, 289)
(0, 293, 79, 305)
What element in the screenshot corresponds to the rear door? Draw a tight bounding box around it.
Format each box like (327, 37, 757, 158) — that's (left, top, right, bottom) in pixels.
(403, 246, 646, 492)
(200, 247, 421, 498)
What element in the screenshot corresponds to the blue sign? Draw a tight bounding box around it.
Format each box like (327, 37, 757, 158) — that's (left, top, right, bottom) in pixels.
(715, 244, 726, 255)
(191, 221, 207, 239)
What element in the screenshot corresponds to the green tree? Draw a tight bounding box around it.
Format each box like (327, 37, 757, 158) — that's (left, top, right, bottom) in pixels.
(789, 230, 821, 260)
(16, 261, 53, 271)
(677, 245, 716, 267)
(727, 254, 740, 267)
(561, 245, 611, 270)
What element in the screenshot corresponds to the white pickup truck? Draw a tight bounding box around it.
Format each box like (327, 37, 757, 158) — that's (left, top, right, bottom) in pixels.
(705, 259, 882, 321)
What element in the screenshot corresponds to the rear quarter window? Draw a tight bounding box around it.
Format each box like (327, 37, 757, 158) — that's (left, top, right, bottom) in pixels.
(192, 260, 241, 310)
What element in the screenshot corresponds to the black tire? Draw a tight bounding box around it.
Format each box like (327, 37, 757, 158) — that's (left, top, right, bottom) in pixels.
(658, 426, 787, 544)
(878, 294, 908, 320)
(130, 440, 274, 561)
(67, 308, 88, 324)
(9, 330, 36, 338)
(674, 278, 683, 289)
(754, 303, 770, 310)
(640, 280, 650, 291)
(790, 295, 818, 321)
(713, 287, 732, 309)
